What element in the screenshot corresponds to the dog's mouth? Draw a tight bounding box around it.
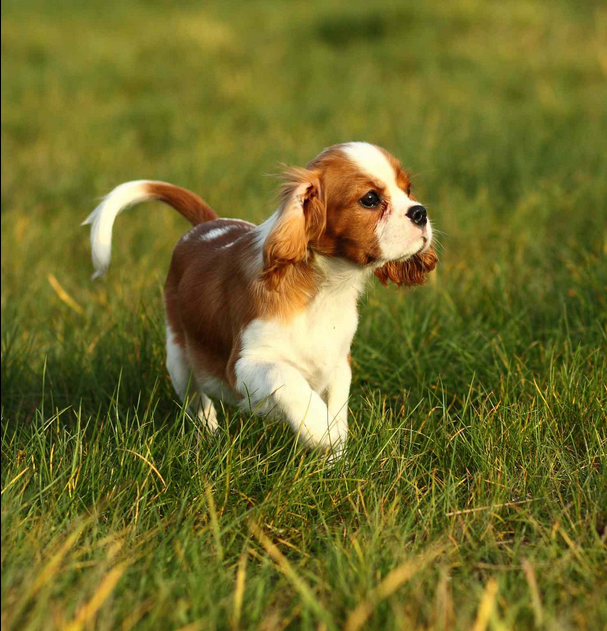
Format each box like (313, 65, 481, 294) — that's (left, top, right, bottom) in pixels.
(417, 235, 431, 253)
(409, 236, 430, 257)
(391, 245, 424, 264)
(395, 237, 430, 262)
(374, 235, 431, 268)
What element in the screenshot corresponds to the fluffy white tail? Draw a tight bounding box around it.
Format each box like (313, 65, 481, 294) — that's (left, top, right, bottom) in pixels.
(82, 180, 218, 279)
(82, 181, 155, 279)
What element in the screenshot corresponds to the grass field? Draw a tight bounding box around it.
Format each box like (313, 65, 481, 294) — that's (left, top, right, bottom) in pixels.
(2, 0, 607, 629)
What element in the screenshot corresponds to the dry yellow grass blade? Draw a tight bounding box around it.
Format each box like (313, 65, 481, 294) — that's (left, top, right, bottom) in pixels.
(248, 521, 333, 627)
(205, 482, 224, 562)
(1, 466, 30, 495)
(555, 524, 592, 573)
(231, 548, 249, 630)
(118, 448, 167, 489)
(63, 562, 128, 631)
(8, 524, 89, 626)
(47, 273, 84, 315)
(472, 578, 499, 631)
(120, 598, 155, 631)
(344, 546, 443, 631)
(175, 623, 204, 631)
(522, 558, 544, 628)
(435, 566, 455, 631)
(30, 527, 86, 595)
(445, 498, 537, 517)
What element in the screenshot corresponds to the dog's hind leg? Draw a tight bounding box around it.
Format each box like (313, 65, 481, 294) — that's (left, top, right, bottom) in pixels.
(165, 324, 219, 431)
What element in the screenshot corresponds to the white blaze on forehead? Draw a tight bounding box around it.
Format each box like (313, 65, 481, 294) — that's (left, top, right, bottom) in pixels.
(341, 142, 417, 213)
(341, 142, 399, 191)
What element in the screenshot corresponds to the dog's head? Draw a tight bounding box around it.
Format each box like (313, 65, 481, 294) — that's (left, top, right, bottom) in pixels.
(262, 142, 438, 288)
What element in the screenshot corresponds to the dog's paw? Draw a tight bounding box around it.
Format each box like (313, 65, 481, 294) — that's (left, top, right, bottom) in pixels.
(198, 403, 219, 433)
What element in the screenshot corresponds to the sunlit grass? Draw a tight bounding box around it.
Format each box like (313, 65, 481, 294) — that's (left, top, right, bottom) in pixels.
(2, 0, 607, 629)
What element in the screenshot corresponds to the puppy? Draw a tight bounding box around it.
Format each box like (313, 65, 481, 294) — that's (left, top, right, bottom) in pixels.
(84, 142, 437, 457)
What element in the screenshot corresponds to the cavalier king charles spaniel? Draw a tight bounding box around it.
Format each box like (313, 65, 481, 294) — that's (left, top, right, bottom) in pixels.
(84, 142, 437, 458)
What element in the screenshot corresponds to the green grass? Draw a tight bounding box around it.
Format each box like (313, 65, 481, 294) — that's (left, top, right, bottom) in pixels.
(2, 0, 607, 629)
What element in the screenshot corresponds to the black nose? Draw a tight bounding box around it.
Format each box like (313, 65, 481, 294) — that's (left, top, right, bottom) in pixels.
(406, 205, 427, 227)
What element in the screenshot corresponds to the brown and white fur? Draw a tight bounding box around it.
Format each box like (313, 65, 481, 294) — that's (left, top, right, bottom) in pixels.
(83, 142, 438, 458)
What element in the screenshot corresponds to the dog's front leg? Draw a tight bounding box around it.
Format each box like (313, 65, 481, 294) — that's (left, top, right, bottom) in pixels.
(235, 359, 344, 454)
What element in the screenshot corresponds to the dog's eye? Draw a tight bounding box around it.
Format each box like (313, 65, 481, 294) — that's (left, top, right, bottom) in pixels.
(359, 190, 381, 208)
(406, 185, 412, 196)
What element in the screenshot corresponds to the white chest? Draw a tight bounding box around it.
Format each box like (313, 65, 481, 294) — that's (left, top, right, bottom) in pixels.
(241, 285, 361, 392)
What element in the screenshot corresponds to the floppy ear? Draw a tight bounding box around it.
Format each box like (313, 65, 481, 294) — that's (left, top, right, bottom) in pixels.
(262, 167, 325, 290)
(374, 245, 438, 287)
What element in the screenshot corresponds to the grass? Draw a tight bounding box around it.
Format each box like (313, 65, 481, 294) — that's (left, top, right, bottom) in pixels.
(2, 0, 606, 629)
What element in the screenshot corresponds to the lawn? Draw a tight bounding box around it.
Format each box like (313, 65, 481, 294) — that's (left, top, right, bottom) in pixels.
(1, 0, 606, 629)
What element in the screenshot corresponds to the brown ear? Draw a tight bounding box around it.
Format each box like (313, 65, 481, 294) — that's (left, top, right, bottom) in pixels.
(262, 167, 325, 290)
(374, 245, 438, 287)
